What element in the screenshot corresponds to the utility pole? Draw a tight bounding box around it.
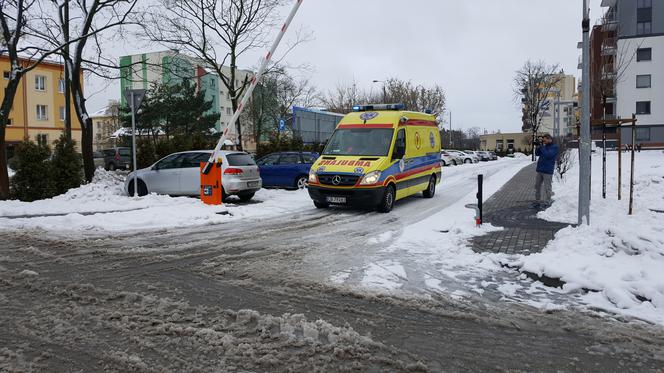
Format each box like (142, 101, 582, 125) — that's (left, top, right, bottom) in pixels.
(449, 110, 453, 148)
(578, 0, 591, 225)
(63, 0, 71, 140)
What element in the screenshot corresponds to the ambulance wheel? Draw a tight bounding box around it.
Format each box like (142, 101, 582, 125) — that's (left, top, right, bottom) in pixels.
(314, 201, 329, 209)
(127, 179, 148, 197)
(423, 175, 436, 198)
(377, 185, 396, 213)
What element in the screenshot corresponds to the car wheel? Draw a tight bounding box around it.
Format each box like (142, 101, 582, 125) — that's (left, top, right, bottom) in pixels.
(452, 160, 457, 166)
(295, 175, 308, 189)
(127, 179, 148, 197)
(464, 159, 471, 164)
(377, 184, 396, 213)
(441, 160, 447, 167)
(238, 192, 254, 202)
(222, 187, 229, 201)
(107, 163, 116, 171)
(314, 201, 329, 209)
(423, 175, 436, 198)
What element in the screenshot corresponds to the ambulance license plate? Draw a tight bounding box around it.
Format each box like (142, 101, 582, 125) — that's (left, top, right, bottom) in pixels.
(326, 196, 346, 204)
(247, 181, 259, 188)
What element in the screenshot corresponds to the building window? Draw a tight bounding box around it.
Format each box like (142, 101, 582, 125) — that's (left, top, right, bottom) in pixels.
(637, 48, 652, 61)
(58, 79, 65, 93)
(636, 127, 650, 141)
(59, 106, 65, 121)
(637, 0, 652, 35)
(636, 101, 651, 115)
(36, 133, 48, 146)
(2, 71, 9, 79)
(36, 105, 48, 120)
(35, 75, 46, 91)
(6, 118, 12, 126)
(636, 74, 651, 88)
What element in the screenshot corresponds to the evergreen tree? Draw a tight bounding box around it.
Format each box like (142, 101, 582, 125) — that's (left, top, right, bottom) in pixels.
(10, 141, 56, 201)
(51, 134, 84, 195)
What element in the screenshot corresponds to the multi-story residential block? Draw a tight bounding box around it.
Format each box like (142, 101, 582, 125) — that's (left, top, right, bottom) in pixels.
(119, 50, 256, 151)
(597, 0, 664, 147)
(538, 74, 578, 137)
(91, 101, 121, 150)
(1, 55, 81, 158)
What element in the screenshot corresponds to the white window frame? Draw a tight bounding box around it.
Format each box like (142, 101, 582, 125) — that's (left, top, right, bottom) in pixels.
(59, 106, 65, 121)
(2, 71, 9, 80)
(636, 74, 651, 88)
(36, 105, 48, 120)
(58, 79, 65, 93)
(35, 75, 46, 91)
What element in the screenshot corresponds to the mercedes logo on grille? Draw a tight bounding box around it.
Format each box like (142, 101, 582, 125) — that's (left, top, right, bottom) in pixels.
(331, 175, 342, 185)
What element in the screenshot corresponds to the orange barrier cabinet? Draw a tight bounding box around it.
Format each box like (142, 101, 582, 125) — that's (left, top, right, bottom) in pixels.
(200, 162, 223, 205)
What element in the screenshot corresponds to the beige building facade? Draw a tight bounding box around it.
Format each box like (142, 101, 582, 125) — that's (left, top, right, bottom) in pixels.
(480, 132, 533, 153)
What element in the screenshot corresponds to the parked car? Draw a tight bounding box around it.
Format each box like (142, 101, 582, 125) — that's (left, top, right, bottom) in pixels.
(442, 150, 466, 165)
(464, 150, 487, 162)
(256, 151, 319, 189)
(93, 151, 106, 169)
(440, 150, 457, 166)
(487, 151, 498, 160)
(124, 150, 262, 201)
(447, 150, 476, 164)
(102, 147, 131, 171)
(475, 150, 491, 162)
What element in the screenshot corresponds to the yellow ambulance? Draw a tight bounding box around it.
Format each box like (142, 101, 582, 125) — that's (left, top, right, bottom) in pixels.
(307, 104, 442, 212)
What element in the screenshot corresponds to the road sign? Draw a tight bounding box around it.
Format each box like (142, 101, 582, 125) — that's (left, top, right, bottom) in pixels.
(279, 118, 285, 132)
(123, 88, 146, 110)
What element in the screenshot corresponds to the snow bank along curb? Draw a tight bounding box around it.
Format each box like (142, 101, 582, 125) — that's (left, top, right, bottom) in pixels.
(503, 150, 664, 325)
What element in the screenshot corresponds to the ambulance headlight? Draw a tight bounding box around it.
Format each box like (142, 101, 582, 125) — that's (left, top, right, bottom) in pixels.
(360, 171, 381, 185)
(309, 168, 318, 183)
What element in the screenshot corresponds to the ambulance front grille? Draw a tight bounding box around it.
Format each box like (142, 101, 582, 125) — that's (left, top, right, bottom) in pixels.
(318, 174, 360, 186)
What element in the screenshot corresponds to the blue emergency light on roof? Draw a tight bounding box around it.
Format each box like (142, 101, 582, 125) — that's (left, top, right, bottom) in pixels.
(352, 103, 405, 112)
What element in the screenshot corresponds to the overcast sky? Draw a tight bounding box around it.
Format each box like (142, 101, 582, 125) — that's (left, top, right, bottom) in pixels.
(87, 0, 604, 133)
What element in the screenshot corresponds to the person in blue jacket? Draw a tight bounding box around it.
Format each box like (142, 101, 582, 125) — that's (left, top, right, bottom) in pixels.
(534, 133, 558, 208)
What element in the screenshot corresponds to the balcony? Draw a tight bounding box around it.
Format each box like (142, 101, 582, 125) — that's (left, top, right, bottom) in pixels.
(578, 56, 583, 70)
(601, 64, 617, 81)
(601, 9, 618, 31)
(601, 37, 617, 56)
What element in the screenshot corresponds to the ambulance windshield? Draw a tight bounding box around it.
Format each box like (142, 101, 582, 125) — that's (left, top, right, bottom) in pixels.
(323, 128, 394, 156)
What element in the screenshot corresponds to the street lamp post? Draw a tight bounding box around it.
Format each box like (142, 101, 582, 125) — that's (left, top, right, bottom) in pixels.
(579, 0, 591, 225)
(372, 79, 386, 103)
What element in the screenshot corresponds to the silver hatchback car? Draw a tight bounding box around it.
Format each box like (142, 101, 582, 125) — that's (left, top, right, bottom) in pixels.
(124, 150, 262, 201)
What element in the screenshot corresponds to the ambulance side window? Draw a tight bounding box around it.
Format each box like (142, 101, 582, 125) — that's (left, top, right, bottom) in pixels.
(393, 129, 406, 160)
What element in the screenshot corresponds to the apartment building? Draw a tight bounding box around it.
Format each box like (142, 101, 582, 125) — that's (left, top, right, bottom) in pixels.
(91, 101, 121, 150)
(1, 55, 81, 158)
(119, 50, 256, 151)
(540, 74, 578, 137)
(598, 0, 664, 147)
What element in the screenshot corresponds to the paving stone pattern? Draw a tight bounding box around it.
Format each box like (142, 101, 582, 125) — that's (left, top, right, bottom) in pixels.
(471, 163, 571, 255)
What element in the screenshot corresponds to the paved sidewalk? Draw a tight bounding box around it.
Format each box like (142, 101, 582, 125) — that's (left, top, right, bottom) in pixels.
(471, 163, 570, 255)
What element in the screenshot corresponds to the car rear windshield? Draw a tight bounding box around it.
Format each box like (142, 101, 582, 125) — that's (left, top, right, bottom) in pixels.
(226, 153, 256, 166)
(119, 149, 131, 156)
(323, 128, 394, 156)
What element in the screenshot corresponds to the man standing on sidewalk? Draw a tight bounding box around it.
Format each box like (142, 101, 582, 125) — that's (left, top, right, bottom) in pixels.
(533, 133, 558, 209)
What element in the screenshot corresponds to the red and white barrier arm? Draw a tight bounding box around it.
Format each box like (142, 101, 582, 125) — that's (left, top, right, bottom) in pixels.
(202, 0, 304, 175)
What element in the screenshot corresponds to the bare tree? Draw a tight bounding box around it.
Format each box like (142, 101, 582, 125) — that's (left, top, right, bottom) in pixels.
(144, 0, 309, 151)
(320, 77, 446, 117)
(28, 0, 140, 181)
(514, 60, 562, 160)
(246, 66, 317, 144)
(0, 0, 73, 198)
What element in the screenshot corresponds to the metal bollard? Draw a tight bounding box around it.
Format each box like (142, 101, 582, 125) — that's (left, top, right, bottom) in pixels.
(465, 174, 484, 226)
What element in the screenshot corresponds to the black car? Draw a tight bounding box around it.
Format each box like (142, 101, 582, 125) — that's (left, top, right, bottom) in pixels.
(102, 147, 131, 171)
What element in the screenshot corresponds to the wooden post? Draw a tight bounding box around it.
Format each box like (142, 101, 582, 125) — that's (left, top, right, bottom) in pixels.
(617, 125, 622, 200)
(629, 114, 636, 215)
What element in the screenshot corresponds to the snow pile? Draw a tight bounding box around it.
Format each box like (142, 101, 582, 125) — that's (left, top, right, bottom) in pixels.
(353, 158, 531, 294)
(508, 150, 664, 324)
(0, 168, 313, 235)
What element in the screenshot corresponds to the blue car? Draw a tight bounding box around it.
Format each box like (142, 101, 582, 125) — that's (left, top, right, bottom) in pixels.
(256, 152, 319, 189)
